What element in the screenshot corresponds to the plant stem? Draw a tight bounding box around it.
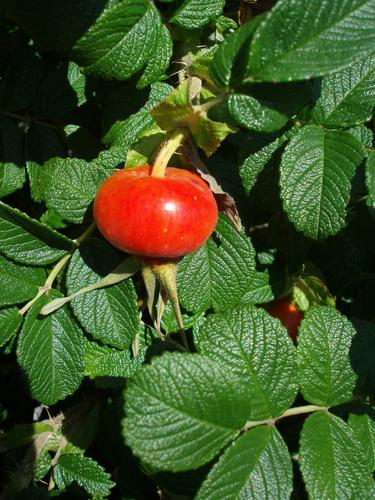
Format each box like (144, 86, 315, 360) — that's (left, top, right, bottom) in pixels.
(151, 128, 187, 178)
(242, 404, 327, 431)
(19, 222, 98, 316)
(19, 254, 72, 316)
(194, 95, 224, 114)
(74, 221, 96, 244)
(165, 336, 189, 352)
(40, 256, 140, 315)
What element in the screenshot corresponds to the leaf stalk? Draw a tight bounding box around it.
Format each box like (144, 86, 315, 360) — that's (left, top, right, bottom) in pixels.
(151, 128, 187, 177)
(242, 404, 327, 432)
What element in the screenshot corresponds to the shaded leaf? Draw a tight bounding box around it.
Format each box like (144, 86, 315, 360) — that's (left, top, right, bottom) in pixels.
(103, 82, 172, 152)
(84, 326, 149, 380)
(0, 116, 25, 198)
(34, 62, 86, 117)
(0, 201, 76, 265)
(239, 129, 294, 193)
(0, 254, 45, 307)
(210, 16, 264, 89)
(366, 153, 375, 215)
(0, 40, 43, 111)
(0, 306, 22, 348)
(1, 0, 109, 52)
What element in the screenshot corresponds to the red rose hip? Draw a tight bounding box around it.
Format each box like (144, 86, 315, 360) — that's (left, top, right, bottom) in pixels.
(265, 297, 302, 342)
(93, 165, 218, 259)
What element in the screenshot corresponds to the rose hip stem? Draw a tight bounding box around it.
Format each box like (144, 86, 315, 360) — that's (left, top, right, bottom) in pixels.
(151, 128, 187, 178)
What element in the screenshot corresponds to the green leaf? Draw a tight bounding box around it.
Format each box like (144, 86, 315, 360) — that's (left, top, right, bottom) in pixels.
(191, 113, 236, 157)
(0, 201, 76, 265)
(297, 306, 357, 406)
(161, 303, 204, 335)
(312, 55, 375, 127)
(196, 426, 293, 500)
(123, 352, 253, 471)
(366, 153, 375, 214)
(17, 293, 84, 405)
(84, 326, 150, 379)
(171, 0, 225, 29)
(348, 411, 375, 472)
(150, 79, 194, 129)
(348, 124, 374, 148)
(93, 147, 127, 176)
(248, 0, 375, 82)
(177, 216, 275, 313)
(1, 0, 109, 53)
(197, 304, 297, 419)
(293, 272, 336, 311)
(216, 16, 237, 33)
(33, 450, 51, 482)
(34, 62, 86, 117)
(53, 454, 114, 497)
(136, 24, 173, 89)
(125, 127, 166, 168)
(227, 94, 288, 133)
(42, 158, 107, 224)
(66, 239, 139, 350)
(299, 412, 371, 499)
(280, 125, 364, 239)
(40, 208, 68, 230)
(0, 116, 25, 199)
(73, 2, 171, 86)
(239, 130, 292, 193)
(151, 80, 236, 156)
(210, 16, 263, 89)
(0, 163, 25, 200)
(103, 82, 172, 152)
(0, 306, 22, 348)
(0, 254, 45, 307)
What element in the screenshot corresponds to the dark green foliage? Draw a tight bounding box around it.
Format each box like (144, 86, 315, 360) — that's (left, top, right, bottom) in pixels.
(0, 1, 374, 498)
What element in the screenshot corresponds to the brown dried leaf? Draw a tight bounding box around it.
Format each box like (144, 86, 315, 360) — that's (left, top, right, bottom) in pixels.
(181, 140, 242, 231)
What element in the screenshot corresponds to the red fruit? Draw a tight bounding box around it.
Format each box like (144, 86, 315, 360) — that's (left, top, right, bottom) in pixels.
(93, 165, 218, 259)
(265, 297, 302, 341)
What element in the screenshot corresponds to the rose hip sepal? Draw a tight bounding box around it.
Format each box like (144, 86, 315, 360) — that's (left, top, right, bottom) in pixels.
(93, 165, 218, 260)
